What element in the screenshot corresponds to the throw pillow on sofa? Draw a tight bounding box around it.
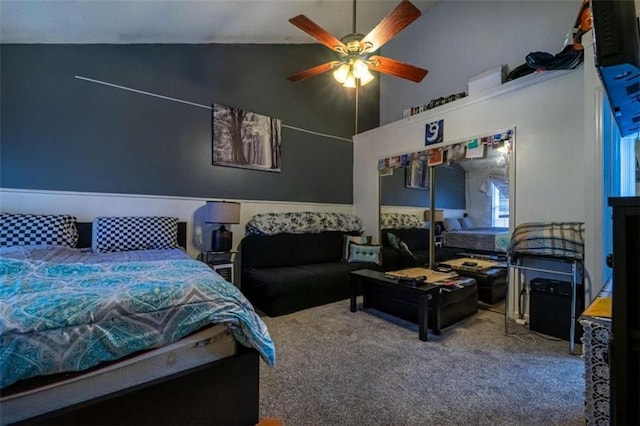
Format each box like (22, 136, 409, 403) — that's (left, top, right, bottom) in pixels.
(342, 234, 371, 261)
(387, 232, 417, 260)
(398, 240, 417, 260)
(346, 242, 382, 265)
(443, 218, 462, 232)
(387, 232, 400, 248)
(459, 216, 474, 230)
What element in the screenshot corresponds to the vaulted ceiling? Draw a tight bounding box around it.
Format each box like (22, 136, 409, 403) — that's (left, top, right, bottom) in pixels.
(1, 0, 438, 44)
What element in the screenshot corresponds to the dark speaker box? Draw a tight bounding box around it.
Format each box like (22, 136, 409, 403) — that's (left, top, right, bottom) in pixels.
(529, 278, 584, 343)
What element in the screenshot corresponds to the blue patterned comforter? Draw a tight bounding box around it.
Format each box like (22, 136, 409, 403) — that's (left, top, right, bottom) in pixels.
(0, 246, 276, 389)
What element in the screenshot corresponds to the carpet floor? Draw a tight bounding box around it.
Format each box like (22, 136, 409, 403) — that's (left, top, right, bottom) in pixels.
(259, 298, 585, 425)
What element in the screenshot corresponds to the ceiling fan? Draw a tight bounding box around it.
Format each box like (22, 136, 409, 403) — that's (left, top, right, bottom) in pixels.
(287, 0, 428, 87)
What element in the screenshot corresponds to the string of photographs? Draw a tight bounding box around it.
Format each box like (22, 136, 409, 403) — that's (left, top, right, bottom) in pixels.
(377, 129, 514, 176)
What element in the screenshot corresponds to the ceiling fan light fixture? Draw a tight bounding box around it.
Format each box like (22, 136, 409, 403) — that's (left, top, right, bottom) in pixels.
(333, 63, 350, 83)
(352, 59, 374, 85)
(342, 73, 357, 88)
(359, 71, 375, 85)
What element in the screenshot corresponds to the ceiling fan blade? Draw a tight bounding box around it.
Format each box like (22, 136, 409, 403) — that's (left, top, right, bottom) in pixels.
(287, 61, 341, 82)
(368, 55, 428, 82)
(361, 0, 422, 52)
(289, 15, 348, 53)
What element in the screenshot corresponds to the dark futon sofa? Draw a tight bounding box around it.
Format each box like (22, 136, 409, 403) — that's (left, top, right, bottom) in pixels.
(381, 227, 459, 271)
(240, 231, 384, 316)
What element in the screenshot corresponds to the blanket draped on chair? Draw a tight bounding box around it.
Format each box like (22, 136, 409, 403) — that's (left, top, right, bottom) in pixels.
(507, 222, 584, 259)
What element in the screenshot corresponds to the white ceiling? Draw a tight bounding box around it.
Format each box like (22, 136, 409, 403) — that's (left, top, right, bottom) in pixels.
(1, 0, 438, 44)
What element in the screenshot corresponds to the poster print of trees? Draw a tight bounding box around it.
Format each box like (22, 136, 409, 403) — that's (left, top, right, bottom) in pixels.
(212, 104, 281, 172)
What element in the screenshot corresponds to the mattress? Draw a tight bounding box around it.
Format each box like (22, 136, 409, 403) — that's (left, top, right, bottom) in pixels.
(0, 245, 276, 389)
(442, 227, 510, 252)
(0, 324, 235, 425)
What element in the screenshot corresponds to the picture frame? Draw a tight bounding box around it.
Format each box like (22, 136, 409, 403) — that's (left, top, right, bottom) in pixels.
(425, 119, 444, 145)
(405, 158, 429, 190)
(428, 148, 444, 166)
(212, 104, 281, 172)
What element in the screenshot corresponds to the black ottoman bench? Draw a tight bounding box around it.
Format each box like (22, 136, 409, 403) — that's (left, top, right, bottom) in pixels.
(440, 258, 507, 305)
(433, 277, 478, 328)
(450, 267, 506, 305)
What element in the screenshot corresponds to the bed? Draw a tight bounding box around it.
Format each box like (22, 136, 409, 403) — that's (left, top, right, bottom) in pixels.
(0, 214, 275, 425)
(441, 227, 510, 253)
(440, 217, 510, 254)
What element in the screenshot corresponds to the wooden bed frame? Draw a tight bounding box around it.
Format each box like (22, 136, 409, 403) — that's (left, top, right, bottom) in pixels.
(4, 222, 261, 426)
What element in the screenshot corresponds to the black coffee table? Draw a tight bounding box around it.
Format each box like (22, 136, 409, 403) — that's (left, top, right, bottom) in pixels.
(350, 269, 442, 341)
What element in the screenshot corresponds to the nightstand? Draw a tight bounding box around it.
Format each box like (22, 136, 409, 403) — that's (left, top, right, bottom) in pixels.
(201, 251, 238, 285)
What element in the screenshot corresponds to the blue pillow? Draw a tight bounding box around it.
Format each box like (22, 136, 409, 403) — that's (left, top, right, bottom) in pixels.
(342, 234, 370, 261)
(347, 242, 382, 265)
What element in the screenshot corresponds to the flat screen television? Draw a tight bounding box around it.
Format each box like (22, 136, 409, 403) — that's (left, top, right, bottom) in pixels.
(591, 0, 640, 137)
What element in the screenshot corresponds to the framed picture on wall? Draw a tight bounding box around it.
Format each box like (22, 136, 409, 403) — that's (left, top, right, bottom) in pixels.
(212, 104, 282, 172)
(405, 159, 429, 190)
(428, 148, 444, 166)
(425, 119, 444, 145)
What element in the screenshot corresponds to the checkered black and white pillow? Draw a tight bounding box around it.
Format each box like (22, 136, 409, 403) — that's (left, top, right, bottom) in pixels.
(0, 213, 79, 247)
(93, 216, 179, 253)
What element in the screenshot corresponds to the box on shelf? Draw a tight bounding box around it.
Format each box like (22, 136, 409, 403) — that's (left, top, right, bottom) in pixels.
(467, 64, 510, 95)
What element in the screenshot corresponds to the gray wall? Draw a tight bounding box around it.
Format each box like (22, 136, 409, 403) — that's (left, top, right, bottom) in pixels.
(1, 44, 379, 204)
(380, 163, 465, 208)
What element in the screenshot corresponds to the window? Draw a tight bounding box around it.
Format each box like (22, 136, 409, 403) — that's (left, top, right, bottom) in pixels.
(492, 184, 509, 227)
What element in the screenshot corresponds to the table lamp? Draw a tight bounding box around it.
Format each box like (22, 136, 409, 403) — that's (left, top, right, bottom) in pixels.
(206, 201, 241, 252)
(424, 209, 445, 234)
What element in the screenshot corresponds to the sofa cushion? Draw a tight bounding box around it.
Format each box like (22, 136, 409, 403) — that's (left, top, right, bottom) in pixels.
(241, 231, 359, 269)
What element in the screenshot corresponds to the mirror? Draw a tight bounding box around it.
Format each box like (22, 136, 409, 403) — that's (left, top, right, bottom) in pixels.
(378, 129, 513, 267)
